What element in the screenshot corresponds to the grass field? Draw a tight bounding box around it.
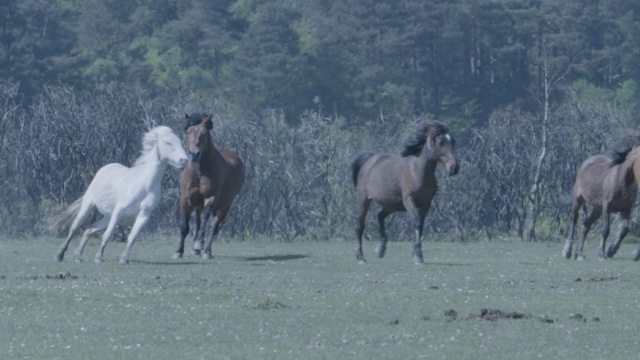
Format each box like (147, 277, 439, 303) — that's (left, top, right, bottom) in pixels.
(1, 235, 639, 359)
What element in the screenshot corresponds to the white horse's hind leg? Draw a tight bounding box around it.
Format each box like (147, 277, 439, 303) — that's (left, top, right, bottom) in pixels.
(56, 199, 93, 262)
(73, 216, 109, 262)
(95, 208, 122, 263)
(119, 209, 152, 265)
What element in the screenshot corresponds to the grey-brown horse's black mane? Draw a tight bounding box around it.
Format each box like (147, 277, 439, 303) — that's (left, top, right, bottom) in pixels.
(401, 121, 451, 157)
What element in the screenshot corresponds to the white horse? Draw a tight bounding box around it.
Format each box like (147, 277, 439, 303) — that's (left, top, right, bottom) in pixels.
(53, 126, 188, 264)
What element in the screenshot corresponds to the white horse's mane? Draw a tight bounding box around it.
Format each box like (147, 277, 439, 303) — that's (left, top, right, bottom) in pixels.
(132, 126, 172, 167)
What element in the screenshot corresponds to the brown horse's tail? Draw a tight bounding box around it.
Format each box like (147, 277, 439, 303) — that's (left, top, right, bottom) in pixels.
(46, 197, 84, 236)
(351, 151, 375, 187)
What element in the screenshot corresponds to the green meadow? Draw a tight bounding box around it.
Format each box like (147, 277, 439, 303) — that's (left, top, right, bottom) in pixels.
(1, 236, 639, 359)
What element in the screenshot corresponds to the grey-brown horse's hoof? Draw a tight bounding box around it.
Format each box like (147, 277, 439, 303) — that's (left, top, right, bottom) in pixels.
(413, 255, 424, 265)
(171, 252, 183, 260)
(633, 249, 640, 261)
(202, 253, 213, 260)
(375, 245, 386, 258)
(575, 255, 585, 262)
(562, 248, 571, 259)
(55, 253, 64, 262)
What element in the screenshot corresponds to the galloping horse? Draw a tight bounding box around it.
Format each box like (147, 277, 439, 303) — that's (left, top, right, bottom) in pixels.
(351, 121, 459, 264)
(173, 113, 245, 260)
(562, 135, 640, 261)
(53, 126, 188, 264)
(620, 145, 640, 261)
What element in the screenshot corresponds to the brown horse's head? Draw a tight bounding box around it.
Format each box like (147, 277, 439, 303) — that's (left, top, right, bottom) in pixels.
(185, 113, 213, 162)
(402, 122, 459, 176)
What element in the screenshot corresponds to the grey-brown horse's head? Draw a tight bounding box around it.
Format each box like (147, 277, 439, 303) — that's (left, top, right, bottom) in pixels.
(402, 121, 459, 176)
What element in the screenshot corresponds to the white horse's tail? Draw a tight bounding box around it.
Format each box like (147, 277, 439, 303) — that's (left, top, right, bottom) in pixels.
(47, 197, 84, 236)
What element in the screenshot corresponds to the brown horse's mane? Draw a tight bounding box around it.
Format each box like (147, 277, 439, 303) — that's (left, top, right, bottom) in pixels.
(608, 134, 640, 167)
(184, 113, 213, 131)
(401, 121, 450, 157)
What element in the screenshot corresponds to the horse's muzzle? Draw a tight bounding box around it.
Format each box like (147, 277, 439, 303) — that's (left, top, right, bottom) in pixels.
(448, 164, 460, 176)
(190, 151, 201, 162)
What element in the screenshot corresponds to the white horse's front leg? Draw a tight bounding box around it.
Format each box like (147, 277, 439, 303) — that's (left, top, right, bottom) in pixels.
(119, 209, 151, 265)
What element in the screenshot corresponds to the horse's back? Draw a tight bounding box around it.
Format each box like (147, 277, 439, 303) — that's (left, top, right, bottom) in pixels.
(574, 154, 633, 210)
(357, 153, 406, 207)
(221, 150, 245, 193)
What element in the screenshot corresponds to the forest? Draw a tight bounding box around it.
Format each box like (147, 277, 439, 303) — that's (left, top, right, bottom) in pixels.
(2, 0, 640, 243)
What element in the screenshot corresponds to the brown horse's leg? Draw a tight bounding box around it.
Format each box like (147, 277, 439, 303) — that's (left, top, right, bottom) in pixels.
(355, 198, 371, 264)
(173, 208, 192, 259)
(575, 208, 600, 261)
(562, 197, 584, 259)
(375, 209, 390, 258)
(607, 210, 630, 258)
(192, 203, 213, 256)
(203, 208, 226, 260)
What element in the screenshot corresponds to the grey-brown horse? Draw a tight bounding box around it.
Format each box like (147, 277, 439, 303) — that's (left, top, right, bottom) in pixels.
(562, 135, 640, 261)
(351, 122, 459, 265)
(620, 145, 640, 261)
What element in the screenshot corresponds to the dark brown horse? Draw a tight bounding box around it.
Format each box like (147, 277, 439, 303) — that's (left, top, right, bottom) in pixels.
(562, 135, 640, 261)
(173, 113, 245, 260)
(351, 121, 459, 265)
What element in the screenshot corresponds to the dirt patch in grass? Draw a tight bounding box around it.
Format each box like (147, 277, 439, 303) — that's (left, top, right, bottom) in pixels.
(254, 298, 290, 310)
(24, 272, 78, 280)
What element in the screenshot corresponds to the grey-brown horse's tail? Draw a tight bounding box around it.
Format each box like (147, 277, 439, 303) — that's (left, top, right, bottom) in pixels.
(46, 197, 83, 236)
(351, 151, 375, 187)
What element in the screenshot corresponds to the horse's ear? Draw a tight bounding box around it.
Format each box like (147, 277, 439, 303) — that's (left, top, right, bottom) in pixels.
(204, 114, 213, 130)
(185, 114, 190, 119)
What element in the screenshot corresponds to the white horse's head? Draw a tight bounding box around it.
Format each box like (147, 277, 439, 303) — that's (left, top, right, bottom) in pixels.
(144, 126, 188, 169)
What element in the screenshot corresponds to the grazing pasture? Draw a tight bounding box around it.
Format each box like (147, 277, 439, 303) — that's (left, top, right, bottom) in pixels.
(1, 236, 639, 359)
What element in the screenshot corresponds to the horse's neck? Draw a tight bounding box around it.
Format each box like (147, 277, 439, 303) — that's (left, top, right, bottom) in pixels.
(201, 141, 224, 165)
(132, 155, 167, 191)
(413, 148, 439, 179)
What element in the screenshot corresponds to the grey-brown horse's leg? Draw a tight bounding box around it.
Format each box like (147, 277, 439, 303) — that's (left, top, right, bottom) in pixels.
(575, 208, 601, 261)
(597, 209, 612, 261)
(405, 198, 428, 265)
(355, 198, 371, 264)
(607, 210, 630, 258)
(375, 209, 390, 258)
(562, 197, 583, 259)
(633, 246, 640, 261)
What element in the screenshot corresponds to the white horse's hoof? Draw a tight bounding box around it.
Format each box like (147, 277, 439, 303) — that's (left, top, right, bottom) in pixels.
(73, 255, 84, 263)
(94, 257, 103, 264)
(119, 258, 129, 265)
(172, 252, 183, 259)
(202, 253, 213, 260)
